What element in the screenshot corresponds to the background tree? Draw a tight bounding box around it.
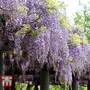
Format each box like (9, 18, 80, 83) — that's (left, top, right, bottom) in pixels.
(74, 1, 90, 43)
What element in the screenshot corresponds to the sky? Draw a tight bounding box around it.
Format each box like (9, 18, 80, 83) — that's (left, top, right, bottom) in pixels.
(62, 0, 90, 24)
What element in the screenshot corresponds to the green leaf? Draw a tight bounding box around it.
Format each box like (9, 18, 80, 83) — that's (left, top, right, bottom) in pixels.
(45, 0, 66, 13)
(17, 4, 28, 13)
(58, 14, 72, 31)
(15, 24, 31, 36)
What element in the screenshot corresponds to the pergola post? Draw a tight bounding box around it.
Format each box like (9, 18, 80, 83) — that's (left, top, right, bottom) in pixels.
(87, 80, 90, 90)
(0, 52, 4, 90)
(34, 74, 39, 90)
(72, 74, 79, 90)
(40, 63, 49, 90)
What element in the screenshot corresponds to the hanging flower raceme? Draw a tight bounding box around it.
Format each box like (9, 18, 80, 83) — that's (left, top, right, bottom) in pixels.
(1, 0, 72, 86)
(68, 28, 88, 78)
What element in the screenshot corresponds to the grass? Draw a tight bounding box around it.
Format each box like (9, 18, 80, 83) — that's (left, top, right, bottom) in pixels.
(15, 82, 87, 90)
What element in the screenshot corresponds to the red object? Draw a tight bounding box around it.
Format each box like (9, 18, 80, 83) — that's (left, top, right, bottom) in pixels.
(1, 76, 13, 88)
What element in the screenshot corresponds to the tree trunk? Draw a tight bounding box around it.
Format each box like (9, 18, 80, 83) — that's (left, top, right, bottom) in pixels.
(34, 84, 38, 90)
(27, 83, 31, 90)
(87, 80, 90, 90)
(34, 75, 39, 90)
(11, 76, 15, 90)
(69, 85, 72, 90)
(0, 52, 3, 90)
(72, 74, 79, 90)
(40, 63, 49, 90)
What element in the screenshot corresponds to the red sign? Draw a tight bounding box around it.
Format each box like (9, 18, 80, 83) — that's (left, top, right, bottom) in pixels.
(1, 76, 13, 88)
